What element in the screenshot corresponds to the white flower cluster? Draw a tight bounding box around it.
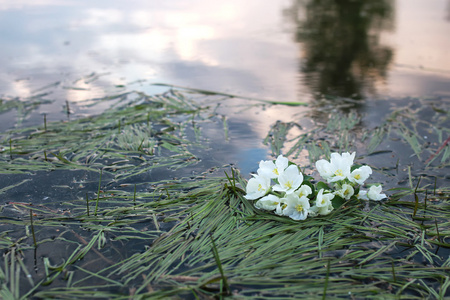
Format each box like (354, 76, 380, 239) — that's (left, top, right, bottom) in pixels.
(244, 152, 386, 221)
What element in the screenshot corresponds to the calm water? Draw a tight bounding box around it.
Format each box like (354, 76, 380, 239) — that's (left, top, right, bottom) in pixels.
(1, 2, 449, 297)
(1, 0, 449, 184)
(0, 0, 449, 180)
(1, 0, 450, 120)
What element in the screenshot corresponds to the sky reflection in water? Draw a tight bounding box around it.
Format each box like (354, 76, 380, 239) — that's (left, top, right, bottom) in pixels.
(1, 0, 450, 102)
(0, 0, 450, 173)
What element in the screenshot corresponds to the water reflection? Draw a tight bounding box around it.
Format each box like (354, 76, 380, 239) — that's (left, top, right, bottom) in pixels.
(447, 0, 450, 21)
(285, 0, 395, 99)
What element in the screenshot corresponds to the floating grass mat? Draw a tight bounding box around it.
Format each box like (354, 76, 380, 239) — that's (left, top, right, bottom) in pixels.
(151, 83, 309, 107)
(2, 173, 447, 299)
(0, 91, 449, 299)
(0, 95, 54, 128)
(0, 90, 204, 178)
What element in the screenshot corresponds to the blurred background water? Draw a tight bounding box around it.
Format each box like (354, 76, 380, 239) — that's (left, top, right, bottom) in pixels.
(0, 0, 449, 174)
(1, 0, 450, 112)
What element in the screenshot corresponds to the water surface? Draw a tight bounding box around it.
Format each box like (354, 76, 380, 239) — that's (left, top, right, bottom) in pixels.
(1, 0, 450, 123)
(0, 1, 449, 298)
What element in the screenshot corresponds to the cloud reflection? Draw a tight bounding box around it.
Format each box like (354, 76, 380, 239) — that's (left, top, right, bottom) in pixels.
(0, 0, 303, 107)
(0, 0, 74, 10)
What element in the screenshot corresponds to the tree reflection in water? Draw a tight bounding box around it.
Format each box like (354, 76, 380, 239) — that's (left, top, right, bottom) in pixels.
(447, 0, 450, 21)
(284, 0, 395, 99)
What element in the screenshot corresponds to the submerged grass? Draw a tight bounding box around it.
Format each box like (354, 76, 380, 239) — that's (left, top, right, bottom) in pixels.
(1, 90, 202, 177)
(0, 90, 449, 298)
(0, 95, 54, 128)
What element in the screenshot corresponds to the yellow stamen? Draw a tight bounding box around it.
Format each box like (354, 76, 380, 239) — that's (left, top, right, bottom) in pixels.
(273, 168, 279, 175)
(295, 204, 303, 212)
(354, 174, 361, 180)
(335, 169, 344, 177)
(284, 181, 293, 189)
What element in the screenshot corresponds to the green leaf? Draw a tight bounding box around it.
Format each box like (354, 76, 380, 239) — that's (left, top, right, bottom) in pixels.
(316, 181, 330, 191)
(331, 195, 345, 209)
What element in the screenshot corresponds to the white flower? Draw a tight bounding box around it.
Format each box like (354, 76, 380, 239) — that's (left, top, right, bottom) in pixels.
(315, 189, 335, 207)
(273, 197, 289, 215)
(308, 205, 319, 217)
(316, 152, 355, 183)
(255, 194, 281, 211)
(356, 190, 369, 200)
(272, 165, 303, 194)
(275, 201, 287, 216)
(334, 183, 354, 200)
(315, 159, 334, 181)
(282, 194, 310, 220)
(295, 185, 312, 198)
(341, 152, 356, 166)
(349, 166, 372, 185)
(309, 203, 333, 216)
(244, 175, 271, 200)
(257, 155, 289, 179)
(367, 185, 386, 201)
